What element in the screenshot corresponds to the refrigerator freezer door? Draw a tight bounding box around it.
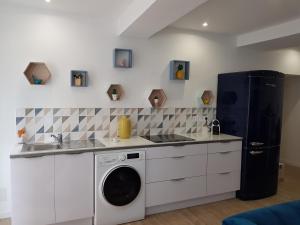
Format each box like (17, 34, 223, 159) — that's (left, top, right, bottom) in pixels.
(238, 146, 280, 200)
(246, 76, 284, 147)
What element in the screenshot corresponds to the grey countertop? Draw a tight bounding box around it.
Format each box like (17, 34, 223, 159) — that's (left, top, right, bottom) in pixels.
(10, 133, 242, 158)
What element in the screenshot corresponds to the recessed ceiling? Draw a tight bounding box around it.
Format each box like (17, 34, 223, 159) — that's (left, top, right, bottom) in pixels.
(172, 0, 300, 35)
(0, 0, 133, 19)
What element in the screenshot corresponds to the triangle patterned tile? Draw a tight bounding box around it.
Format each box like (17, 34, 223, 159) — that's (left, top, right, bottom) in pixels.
(36, 126, 44, 134)
(72, 125, 79, 132)
(95, 108, 102, 115)
(34, 108, 44, 117)
(46, 126, 53, 133)
(16, 117, 24, 125)
(25, 108, 34, 117)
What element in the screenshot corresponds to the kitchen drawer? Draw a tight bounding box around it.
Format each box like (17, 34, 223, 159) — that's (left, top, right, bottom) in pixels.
(146, 154, 207, 183)
(207, 171, 240, 196)
(207, 151, 241, 174)
(146, 144, 207, 159)
(146, 176, 206, 207)
(207, 141, 242, 154)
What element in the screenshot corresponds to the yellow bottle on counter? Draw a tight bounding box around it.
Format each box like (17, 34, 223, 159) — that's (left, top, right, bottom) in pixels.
(118, 116, 131, 139)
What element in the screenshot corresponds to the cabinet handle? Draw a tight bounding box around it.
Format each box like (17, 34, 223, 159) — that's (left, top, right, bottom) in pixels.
(23, 154, 49, 158)
(219, 172, 231, 175)
(219, 151, 232, 154)
(171, 178, 186, 182)
(172, 156, 185, 159)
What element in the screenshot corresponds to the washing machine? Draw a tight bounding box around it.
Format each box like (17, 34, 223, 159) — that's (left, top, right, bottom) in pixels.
(95, 150, 145, 225)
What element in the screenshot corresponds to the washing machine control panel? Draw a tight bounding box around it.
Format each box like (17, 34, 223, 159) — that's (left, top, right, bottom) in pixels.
(98, 151, 145, 166)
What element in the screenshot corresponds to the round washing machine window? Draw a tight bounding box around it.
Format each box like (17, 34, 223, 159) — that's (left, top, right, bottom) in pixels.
(102, 166, 141, 206)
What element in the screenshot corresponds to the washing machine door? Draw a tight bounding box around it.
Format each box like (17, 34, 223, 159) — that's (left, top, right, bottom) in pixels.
(102, 166, 141, 206)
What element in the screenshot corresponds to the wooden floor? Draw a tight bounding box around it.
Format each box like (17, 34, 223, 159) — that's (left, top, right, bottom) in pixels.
(1, 165, 300, 225)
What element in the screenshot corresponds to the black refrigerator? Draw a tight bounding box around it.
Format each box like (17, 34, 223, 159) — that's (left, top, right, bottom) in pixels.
(216, 70, 284, 200)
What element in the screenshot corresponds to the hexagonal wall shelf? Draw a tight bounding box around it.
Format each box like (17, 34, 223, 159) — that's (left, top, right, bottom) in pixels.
(148, 89, 167, 108)
(201, 90, 214, 105)
(107, 84, 123, 101)
(24, 62, 51, 85)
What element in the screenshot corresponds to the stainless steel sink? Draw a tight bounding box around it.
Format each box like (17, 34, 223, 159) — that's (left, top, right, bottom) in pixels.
(22, 143, 62, 152)
(21, 139, 105, 152)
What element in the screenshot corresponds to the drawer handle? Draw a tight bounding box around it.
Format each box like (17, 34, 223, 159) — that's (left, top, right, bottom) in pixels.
(171, 178, 186, 182)
(219, 151, 232, 154)
(172, 156, 185, 159)
(219, 172, 231, 175)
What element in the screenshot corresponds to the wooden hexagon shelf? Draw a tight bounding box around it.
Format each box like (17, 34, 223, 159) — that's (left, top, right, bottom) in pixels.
(201, 90, 214, 105)
(148, 89, 167, 108)
(24, 62, 51, 85)
(107, 84, 123, 101)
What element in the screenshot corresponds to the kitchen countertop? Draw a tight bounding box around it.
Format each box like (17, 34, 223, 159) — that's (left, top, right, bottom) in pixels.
(10, 133, 242, 158)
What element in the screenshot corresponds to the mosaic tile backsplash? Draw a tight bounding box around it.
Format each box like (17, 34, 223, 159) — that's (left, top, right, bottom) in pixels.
(16, 107, 216, 143)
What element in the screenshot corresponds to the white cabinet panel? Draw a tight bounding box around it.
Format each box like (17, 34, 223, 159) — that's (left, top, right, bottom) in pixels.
(55, 152, 94, 223)
(207, 171, 240, 196)
(146, 154, 207, 183)
(207, 141, 242, 153)
(146, 144, 207, 160)
(11, 156, 55, 225)
(207, 151, 241, 174)
(146, 176, 206, 207)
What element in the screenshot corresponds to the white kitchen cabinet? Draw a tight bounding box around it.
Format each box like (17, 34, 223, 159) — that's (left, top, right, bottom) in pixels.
(55, 152, 94, 223)
(146, 154, 207, 183)
(146, 144, 207, 159)
(11, 156, 55, 225)
(146, 176, 206, 207)
(207, 171, 241, 196)
(207, 150, 242, 174)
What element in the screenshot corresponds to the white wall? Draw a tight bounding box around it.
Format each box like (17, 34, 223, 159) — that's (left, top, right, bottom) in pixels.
(1, 5, 300, 217)
(281, 76, 300, 167)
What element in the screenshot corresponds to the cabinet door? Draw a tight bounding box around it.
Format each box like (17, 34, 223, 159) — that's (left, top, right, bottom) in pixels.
(11, 156, 55, 225)
(55, 152, 94, 223)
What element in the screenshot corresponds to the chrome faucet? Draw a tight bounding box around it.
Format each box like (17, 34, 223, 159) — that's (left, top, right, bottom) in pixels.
(51, 134, 63, 145)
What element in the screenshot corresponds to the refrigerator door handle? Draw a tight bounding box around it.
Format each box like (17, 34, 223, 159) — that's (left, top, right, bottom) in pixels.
(249, 150, 264, 155)
(250, 142, 264, 146)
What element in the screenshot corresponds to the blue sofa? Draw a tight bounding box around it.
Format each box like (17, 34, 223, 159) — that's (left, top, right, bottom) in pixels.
(223, 200, 300, 225)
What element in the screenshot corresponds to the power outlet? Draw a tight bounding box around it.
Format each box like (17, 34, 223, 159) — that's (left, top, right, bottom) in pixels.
(0, 188, 7, 202)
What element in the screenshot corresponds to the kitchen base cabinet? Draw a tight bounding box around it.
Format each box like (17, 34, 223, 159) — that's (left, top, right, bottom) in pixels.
(55, 153, 93, 223)
(11, 156, 55, 225)
(207, 171, 240, 196)
(145, 141, 242, 213)
(11, 153, 94, 225)
(146, 176, 206, 207)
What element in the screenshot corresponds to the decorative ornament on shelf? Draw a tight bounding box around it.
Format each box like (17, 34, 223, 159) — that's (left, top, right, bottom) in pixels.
(107, 84, 123, 101)
(201, 90, 214, 106)
(169, 60, 190, 80)
(114, 48, 133, 68)
(148, 89, 167, 108)
(71, 70, 88, 87)
(112, 88, 118, 101)
(24, 62, 51, 85)
(176, 64, 185, 80)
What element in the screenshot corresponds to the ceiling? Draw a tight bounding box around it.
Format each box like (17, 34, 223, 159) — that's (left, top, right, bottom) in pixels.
(0, 0, 133, 19)
(172, 0, 300, 35)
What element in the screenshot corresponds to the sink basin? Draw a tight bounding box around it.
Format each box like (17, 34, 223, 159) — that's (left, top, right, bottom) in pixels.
(21, 139, 105, 152)
(22, 143, 62, 152)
